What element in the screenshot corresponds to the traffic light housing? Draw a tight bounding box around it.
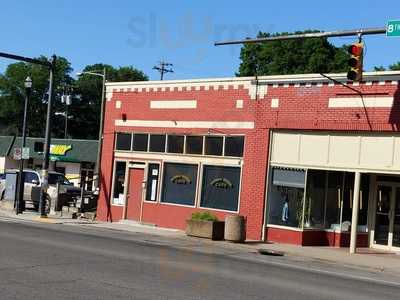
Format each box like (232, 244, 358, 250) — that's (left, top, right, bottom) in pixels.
(347, 42, 364, 81)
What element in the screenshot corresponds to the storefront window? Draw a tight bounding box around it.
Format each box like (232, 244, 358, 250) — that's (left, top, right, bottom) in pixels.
(112, 161, 126, 205)
(304, 170, 326, 229)
(200, 165, 241, 211)
(132, 134, 148, 151)
(268, 168, 305, 228)
(325, 171, 343, 230)
(186, 136, 203, 155)
(205, 136, 223, 156)
(167, 135, 184, 153)
(149, 134, 166, 152)
(304, 170, 369, 231)
(115, 133, 132, 151)
(161, 163, 198, 206)
(224, 136, 244, 157)
(145, 164, 160, 201)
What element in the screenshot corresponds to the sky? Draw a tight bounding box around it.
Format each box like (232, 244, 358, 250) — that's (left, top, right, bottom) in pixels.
(0, 0, 399, 80)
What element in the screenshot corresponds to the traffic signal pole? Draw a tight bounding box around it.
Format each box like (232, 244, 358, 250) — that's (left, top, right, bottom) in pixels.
(0, 51, 54, 215)
(214, 27, 387, 46)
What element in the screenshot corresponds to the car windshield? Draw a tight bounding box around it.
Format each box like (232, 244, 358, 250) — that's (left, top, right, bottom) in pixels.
(48, 173, 71, 185)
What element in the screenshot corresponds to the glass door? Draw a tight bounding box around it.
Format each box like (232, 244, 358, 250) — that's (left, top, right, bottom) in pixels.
(392, 188, 400, 248)
(374, 185, 392, 246)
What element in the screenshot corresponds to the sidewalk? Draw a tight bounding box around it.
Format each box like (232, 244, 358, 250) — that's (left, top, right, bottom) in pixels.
(0, 208, 95, 224)
(1, 208, 400, 277)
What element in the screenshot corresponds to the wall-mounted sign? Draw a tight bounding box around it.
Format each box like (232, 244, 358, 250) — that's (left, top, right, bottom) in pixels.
(13, 148, 22, 160)
(171, 175, 191, 185)
(50, 144, 72, 156)
(210, 178, 233, 189)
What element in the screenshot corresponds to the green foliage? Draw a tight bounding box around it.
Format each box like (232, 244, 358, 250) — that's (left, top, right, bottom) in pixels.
(191, 211, 219, 222)
(237, 30, 350, 77)
(389, 62, 400, 71)
(374, 66, 386, 71)
(0, 58, 148, 139)
(372, 62, 400, 72)
(0, 56, 72, 137)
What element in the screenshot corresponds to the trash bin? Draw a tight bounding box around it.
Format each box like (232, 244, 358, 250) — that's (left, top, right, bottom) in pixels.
(224, 215, 246, 242)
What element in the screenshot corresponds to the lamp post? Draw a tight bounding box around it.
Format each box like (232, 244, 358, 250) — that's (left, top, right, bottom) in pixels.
(76, 68, 106, 191)
(16, 76, 32, 214)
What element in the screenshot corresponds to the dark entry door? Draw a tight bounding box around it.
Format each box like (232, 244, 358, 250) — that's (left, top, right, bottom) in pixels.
(126, 168, 144, 221)
(374, 185, 392, 246)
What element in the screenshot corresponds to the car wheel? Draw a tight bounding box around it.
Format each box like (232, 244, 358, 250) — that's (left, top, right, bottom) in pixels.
(34, 195, 51, 214)
(45, 196, 51, 214)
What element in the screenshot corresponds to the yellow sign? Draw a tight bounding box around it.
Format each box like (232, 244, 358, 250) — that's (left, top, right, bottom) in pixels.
(50, 144, 72, 156)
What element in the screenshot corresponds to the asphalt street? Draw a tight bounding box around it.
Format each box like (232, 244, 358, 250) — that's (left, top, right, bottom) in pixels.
(0, 218, 399, 300)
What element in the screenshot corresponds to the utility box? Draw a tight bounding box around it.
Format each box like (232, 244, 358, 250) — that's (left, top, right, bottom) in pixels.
(4, 171, 18, 202)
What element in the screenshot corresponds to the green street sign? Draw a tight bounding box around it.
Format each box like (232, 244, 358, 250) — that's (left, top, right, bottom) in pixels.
(387, 20, 400, 37)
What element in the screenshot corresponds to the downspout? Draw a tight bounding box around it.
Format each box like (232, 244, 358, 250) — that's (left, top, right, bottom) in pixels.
(262, 129, 274, 241)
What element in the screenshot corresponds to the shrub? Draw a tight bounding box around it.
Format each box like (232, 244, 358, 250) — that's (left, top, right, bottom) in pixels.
(191, 211, 219, 222)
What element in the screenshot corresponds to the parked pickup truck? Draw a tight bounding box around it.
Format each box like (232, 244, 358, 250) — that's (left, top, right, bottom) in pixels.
(0, 169, 81, 212)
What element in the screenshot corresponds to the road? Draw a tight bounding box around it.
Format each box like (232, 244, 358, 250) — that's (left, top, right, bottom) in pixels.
(0, 219, 399, 300)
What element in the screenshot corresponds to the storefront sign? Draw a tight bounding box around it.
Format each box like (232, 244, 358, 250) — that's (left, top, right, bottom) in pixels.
(50, 144, 72, 156)
(210, 178, 233, 189)
(171, 175, 191, 185)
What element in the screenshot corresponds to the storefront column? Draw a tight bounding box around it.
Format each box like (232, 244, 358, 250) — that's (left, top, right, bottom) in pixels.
(350, 172, 361, 254)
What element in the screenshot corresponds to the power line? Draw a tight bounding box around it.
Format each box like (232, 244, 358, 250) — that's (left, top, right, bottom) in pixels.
(153, 61, 174, 80)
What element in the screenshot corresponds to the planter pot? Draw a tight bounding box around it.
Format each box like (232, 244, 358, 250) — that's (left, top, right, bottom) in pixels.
(186, 219, 225, 240)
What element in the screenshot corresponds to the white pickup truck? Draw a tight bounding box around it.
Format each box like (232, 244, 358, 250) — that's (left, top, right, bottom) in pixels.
(0, 169, 81, 211)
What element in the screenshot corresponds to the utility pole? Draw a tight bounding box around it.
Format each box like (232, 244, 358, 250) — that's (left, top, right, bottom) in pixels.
(76, 68, 106, 192)
(0, 51, 54, 216)
(39, 55, 57, 218)
(153, 61, 174, 80)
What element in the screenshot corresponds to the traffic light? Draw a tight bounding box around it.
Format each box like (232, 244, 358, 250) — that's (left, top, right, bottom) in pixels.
(347, 42, 364, 81)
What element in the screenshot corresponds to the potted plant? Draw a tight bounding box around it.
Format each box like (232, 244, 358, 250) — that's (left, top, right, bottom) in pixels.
(186, 211, 225, 240)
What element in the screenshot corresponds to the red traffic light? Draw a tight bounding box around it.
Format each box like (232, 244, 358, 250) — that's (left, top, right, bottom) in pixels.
(347, 42, 364, 82)
(348, 44, 363, 56)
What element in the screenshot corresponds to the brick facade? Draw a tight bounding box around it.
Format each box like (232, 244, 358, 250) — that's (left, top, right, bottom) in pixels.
(97, 72, 400, 241)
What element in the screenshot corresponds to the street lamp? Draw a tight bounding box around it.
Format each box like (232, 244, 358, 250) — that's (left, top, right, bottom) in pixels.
(77, 68, 106, 192)
(16, 76, 32, 214)
(60, 93, 72, 139)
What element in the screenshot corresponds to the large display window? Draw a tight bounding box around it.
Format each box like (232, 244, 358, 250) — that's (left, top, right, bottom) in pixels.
(161, 163, 198, 206)
(200, 165, 241, 211)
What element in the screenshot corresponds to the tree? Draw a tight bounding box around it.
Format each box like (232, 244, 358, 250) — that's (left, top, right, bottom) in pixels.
(70, 64, 148, 139)
(389, 62, 400, 71)
(237, 31, 350, 77)
(0, 59, 148, 139)
(373, 62, 400, 72)
(0, 56, 73, 137)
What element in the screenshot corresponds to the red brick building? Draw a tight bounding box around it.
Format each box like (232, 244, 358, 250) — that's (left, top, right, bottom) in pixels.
(97, 71, 400, 251)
